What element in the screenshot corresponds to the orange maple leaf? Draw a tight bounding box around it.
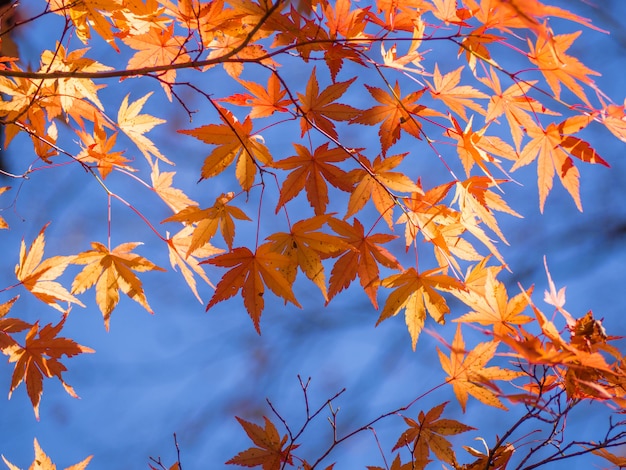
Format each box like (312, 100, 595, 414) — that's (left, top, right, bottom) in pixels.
(298, 67, 360, 140)
(327, 217, 401, 309)
(163, 192, 250, 253)
(0, 296, 30, 353)
(345, 153, 420, 228)
(227, 416, 297, 470)
(445, 116, 517, 180)
(4, 314, 94, 420)
(123, 24, 190, 101)
(323, 0, 370, 40)
(452, 176, 521, 252)
(179, 106, 273, 190)
(437, 325, 523, 411)
(15, 225, 84, 312)
(511, 116, 609, 212)
(527, 32, 600, 106)
(220, 73, 291, 119)
(40, 44, 112, 115)
(464, 0, 599, 41)
(599, 99, 626, 143)
(454, 267, 533, 337)
(479, 67, 558, 150)
(71, 242, 166, 330)
(392, 402, 475, 467)
(76, 116, 130, 179)
(428, 65, 487, 121)
(205, 244, 301, 332)
(395, 180, 456, 251)
(265, 215, 350, 301)
(431, 0, 471, 25)
(273, 143, 354, 215)
(352, 82, 430, 155)
(3, 438, 92, 470)
(378, 267, 464, 350)
(50, 0, 121, 51)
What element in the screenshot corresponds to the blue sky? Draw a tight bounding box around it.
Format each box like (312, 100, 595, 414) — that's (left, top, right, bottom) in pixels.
(1, 1, 626, 468)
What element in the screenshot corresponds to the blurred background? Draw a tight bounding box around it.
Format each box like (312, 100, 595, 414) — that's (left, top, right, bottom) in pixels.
(0, 0, 625, 468)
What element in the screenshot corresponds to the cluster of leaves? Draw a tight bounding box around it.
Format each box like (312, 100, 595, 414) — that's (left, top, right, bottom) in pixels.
(0, 0, 624, 468)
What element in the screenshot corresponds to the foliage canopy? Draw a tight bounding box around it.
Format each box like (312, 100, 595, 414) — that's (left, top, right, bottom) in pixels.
(0, 0, 625, 468)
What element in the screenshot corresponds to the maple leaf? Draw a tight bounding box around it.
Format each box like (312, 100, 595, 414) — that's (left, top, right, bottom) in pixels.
(395, 180, 456, 250)
(445, 115, 517, 180)
(437, 325, 523, 411)
(599, 99, 626, 143)
(511, 115, 609, 212)
(463, 0, 599, 41)
(479, 67, 558, 150)
(76, 116, 130, 179)
(454, 267, 533, 337)
(297, 68, 360, 140)
(0, 296, 31, 353)
(49, 0, 122, 51)
(4, 314, 94, 420)
(527, 32, 600, 106)
(205, 244, 301, 333)
(2, 438, 92, 470)
(431, 0, 471, 25)
(352, 82, 430, 155)
(15, 225, 84, 312)
(179, 106, 273, 190)
(40, 44, 112, 115)
(227, 416, 297, 470)
(265, 215, 350, 301)
(163, 192, 250, 253)
(167, 226, 224, 303)
(123, 24, 191, 101)
(378, 267, 464, 350)
(327, 218, 401, 309)
(345, 153, 420, 228)
(220, 73, 291, 119)
(392, 402, 475, 467)
(111, 0, 171, 38)
(459, 26, 502, 74)
(151, 161, 198, 214)
(71, 242, 166, 330)
(428, 65, 487, 121)
(542, 256, 575, 327)
(273, 143, 353, 216)
(323, 0, 370, 40)
(452, 176, 521, 245)
(381, 21, 426, 73)
(118, 92, 170, 164)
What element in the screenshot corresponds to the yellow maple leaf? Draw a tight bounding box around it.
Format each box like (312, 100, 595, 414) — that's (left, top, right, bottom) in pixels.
(2, 438, 92, 470)
(71, 242, 165, 330)
(15, 225, 84, 312)
(378, 267, 464, 350)
(167, 226, 223, 303)
(438, 325, 523, 411)
(151, 162, 197, 214)
(40, 44, 113, 114)
(118, 93, 170, 164)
